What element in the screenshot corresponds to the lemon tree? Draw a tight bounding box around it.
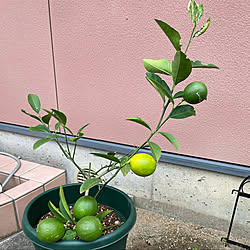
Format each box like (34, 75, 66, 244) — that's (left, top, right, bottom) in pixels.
(22, 0, 219, 225)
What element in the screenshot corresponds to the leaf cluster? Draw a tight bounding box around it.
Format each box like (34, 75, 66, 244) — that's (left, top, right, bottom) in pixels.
(118, 0, 218, 163)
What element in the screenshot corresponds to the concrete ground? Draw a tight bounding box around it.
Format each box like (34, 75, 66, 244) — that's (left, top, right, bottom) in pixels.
(0, 208, 249, 250)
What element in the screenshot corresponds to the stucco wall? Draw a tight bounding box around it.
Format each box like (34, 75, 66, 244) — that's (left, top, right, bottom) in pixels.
(0, 0, 249, 166)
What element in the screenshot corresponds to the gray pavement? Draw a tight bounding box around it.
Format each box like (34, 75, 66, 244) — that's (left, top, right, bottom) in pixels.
(0, 231, 34, 250)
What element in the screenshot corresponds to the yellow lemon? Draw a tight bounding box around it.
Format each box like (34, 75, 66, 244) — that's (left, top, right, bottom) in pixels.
(130, 153, 156, 177)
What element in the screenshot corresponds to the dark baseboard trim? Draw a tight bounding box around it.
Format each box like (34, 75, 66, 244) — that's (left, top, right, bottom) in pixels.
(0, 122, 249, 177)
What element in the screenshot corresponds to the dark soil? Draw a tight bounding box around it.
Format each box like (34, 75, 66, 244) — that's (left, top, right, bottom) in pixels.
(38, 203, 122, 240)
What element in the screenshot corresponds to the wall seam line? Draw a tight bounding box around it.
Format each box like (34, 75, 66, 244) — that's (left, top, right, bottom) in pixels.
(47, 0, 59, 110)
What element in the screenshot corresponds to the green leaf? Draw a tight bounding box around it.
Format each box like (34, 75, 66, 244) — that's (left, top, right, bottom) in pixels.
(91, 153, 121, 163)
(188, 0, 199, 24)
(80, 178, 102, 194)
(193, 17, 211, 38)
(65, 126, 74, 135)
(27, 94, 41, 113)
(143, 58, 172, 75)
(43, 108, 53, 115)
(42, 114, 51, 124)
(145, 73, 173, 104)
(120, 156, 130, 176)
(33, 137, 52, 150)
(48, 133, 64, 139)
(59, 185, 75, 224)
(121, 163, 130, 176)
(69, 135, 84, 142)
(173, 91, 184, 99)
(148, 141, 161, 162)
(97, 210, 112, 221)
(104, 222, 124, 230)
(62, 229, 76, 241)
(48, 201, 67, 223)
(191, 60, 219, 69)
(170, 105, 196, 119)
(126, 116, 152, 131)
(155, 19, 182, 51)
(55, 122, 61, 131)
(146, 76, 165, 103)
(198, 3, 204, 21)
(21, 109, 41, 122)
(77, 124, 89, 136)
(28, 124, 50, 133)
(120, 156, 129, 165)
(43, 108, 67, 126)
(172, 51, 192, 85)
(59, 200, 75, 224)
(158, 132, 179, 150)
(51, 109, 67, 125)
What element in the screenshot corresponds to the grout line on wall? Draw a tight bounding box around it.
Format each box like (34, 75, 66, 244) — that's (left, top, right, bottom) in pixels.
(4, 193, 20, 230)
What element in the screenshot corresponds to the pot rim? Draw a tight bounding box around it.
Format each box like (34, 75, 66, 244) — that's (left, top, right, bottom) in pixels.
(22, 183, 136, 250)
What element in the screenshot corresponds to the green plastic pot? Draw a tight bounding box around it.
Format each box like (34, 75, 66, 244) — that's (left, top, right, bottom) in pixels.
(22, 183, 136, 250)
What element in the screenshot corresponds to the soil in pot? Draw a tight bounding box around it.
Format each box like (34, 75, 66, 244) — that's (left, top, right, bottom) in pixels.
(36, 203, 123, 241)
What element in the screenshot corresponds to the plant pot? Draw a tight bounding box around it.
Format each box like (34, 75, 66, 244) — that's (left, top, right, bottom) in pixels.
(22, 183, 136, 250)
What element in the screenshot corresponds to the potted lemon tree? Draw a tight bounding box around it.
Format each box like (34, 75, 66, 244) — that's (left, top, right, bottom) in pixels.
(21, 1, 218, 249)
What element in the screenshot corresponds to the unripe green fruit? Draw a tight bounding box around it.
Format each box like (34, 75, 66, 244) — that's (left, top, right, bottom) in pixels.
(73, 196, 98, 220)
(183, 81, 207, 104)
(36, 218, 65, 243)
(76, 216, 103, 242)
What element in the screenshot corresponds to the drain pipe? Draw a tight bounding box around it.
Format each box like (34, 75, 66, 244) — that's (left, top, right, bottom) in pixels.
(0, 152, 21, 193)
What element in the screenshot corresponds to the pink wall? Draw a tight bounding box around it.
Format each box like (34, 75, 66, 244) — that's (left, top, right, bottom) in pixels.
(0, 0, 249, 166)
(0, 1, 57, 125)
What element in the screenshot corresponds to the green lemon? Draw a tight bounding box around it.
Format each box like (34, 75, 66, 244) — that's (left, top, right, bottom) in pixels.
(36, 218, 65, 243)
(183, 81, 207, 104)
(130, 153, 156, 177)
(73, 196, 98, 220)
(76, 216, 103, 242)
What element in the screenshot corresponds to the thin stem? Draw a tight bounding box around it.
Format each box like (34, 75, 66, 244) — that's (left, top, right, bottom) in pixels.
(72, 142, 77, 159)
(158, 98, 184, 130)
(185, 23, 196, 54)
(97, 164, 119, 179)
(94, 167, 121, 199)
(156, 100, 170, 130)
(70, 157, 89, 179)
(38, 113, 89, 179)
(54, 139, 69, 159)
(63, 126, 71, 158)
(129, 132, 155, 159)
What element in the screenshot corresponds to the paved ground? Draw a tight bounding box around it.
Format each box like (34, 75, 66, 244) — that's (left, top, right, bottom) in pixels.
(0, 208, 249, 250)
